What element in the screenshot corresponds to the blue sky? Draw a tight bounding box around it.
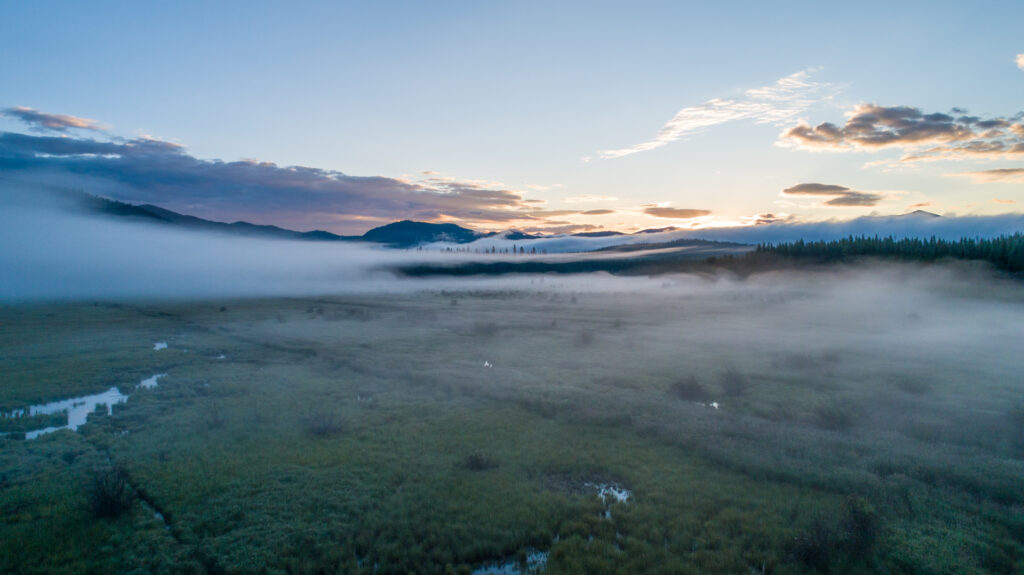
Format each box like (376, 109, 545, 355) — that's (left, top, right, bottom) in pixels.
(1, 0, 1022, 234)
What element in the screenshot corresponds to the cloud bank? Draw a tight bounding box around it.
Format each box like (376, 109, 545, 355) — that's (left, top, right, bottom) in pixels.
(598, 69, 832, 159)
(428, 211, 1024, 255)
(780, 104, 1024, 163)
(665, 212, 1024, 245)
(0, 128, 554, 234)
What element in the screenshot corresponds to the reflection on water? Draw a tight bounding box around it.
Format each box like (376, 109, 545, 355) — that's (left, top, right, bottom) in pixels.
(2, 374, 166, 440)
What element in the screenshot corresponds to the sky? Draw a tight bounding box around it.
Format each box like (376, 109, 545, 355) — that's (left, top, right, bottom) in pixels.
(1, 0, 1023, 235)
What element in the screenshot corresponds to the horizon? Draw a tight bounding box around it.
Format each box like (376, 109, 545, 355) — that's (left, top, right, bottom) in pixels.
(2, 1, 1022, 236)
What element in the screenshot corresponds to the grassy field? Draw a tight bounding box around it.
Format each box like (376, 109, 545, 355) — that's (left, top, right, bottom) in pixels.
(1, 265, 1023, 574)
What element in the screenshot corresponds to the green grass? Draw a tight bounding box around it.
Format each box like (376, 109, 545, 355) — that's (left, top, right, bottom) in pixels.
(1, 279, 1023, 573)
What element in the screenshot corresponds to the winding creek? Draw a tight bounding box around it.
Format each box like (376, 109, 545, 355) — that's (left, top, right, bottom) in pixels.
(2, 373, 167, 440)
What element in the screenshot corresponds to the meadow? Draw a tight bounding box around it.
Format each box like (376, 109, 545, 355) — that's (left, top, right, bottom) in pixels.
(1, 263, 1023, 574)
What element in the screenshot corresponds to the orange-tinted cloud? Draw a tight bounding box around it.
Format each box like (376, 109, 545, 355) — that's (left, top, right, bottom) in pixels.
(642, 207, 712, 219)
(951, 167, 1024, 183)
(2, 106, 107, 133)
(779, 104, 1024, 163)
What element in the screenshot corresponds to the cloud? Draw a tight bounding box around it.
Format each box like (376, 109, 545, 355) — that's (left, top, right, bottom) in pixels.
(643, 206, 712, 219)
(0, 129, 557, 234)
(823, 192, 883, 207)
(1018, 53, 1024, 71)
(781, 183, 852, 196)
(665, 213, 1024, 245)
(597, 69, 833, 159)
(779, 104, 1024, 163)
(2, 106, 107, 133)
(781, 182, 884, 207)
(442, 212, 1024, 255)
(580, 209, 615, 215)
(951, 167, 1024, 183)
(743, 213, 794, 226)
(992, 198, 1016, 204)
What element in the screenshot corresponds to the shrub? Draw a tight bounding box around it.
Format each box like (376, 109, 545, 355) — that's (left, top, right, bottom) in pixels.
(719, 368, 749, 397)
(668, 376, 710, 402)
(460, 451, 498, 471)
(840, 496, 879, 559)
(791, 515, 835, 573)
(791, 496, 880, 572)
(86, 466, 135, 519)
(305, 411, 345, 437)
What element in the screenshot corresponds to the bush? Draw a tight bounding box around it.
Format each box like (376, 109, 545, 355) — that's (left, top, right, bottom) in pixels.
(460, 451, 498, 471)
(305, 411, 345, 437)
(791, 496, 879, 572)
(86, 466, 135, 519)
(791, 516, 835, 573)
(840, 496, 879, 558)
(719, 368, 749, 397)
(668, 376, 710, 402)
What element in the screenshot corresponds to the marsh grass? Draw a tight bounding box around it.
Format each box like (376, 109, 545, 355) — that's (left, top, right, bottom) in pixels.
(1, 285, 1023, 574)
(0, 411, 67, 433)
(814, 401, 860, 432)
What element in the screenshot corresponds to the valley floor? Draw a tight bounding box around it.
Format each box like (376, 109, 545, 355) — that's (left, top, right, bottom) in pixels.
(1, 266, 1023, 574)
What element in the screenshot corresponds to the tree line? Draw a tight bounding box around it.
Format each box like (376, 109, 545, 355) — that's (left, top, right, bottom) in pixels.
(755, 233, 1024, 272)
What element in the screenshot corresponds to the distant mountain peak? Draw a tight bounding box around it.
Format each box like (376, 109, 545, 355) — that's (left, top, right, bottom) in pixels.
(902, 210, 941, 218)
(636, 226, 680, 234)
(359, 220, 480, 247)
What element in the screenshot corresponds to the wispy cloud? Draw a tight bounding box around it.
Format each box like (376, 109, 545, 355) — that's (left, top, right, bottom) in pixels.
(1017, 53, 1024, 71)
(597, 69, 832, 159)
(950, 167, 1024, 183)
(779, 104, 1024, 163)
(781, 182, 884, 207)
(2, 106, 108, 133)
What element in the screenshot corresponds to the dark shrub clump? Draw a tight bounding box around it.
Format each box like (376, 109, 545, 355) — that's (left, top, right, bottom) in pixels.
(305, 411, 345, 437)
(719, 367, 749, 397)
(791, 496, 880, 572)
(461, 451, 498, 471)
(87, 466, 135, 519)
(669, 375, 710, 402)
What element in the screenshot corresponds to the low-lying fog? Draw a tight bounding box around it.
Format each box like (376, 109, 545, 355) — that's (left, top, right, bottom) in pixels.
(4, 189, 1024, 574)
